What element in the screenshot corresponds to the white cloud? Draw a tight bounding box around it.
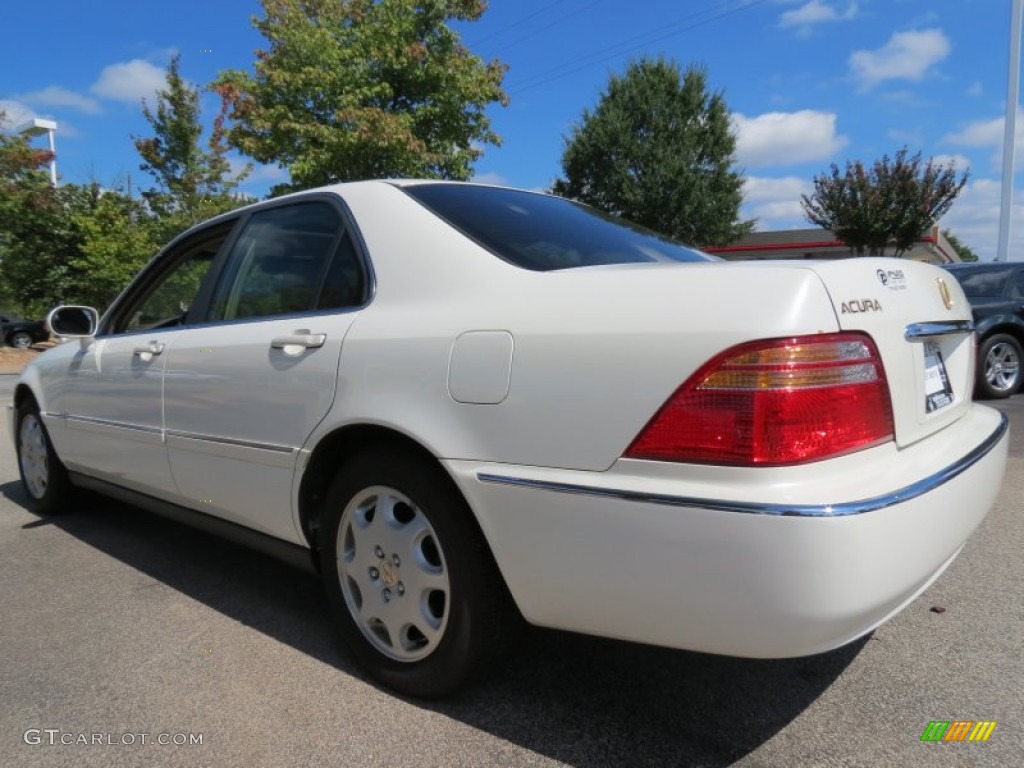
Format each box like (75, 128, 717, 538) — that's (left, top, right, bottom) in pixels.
(0, 99, 39, 129)
(90, 59, 167, 104)
(17, 86, 101, 115)
(742, 176, 812, 228)
(0, 99, 79, 138)
(942, 109, 1024, 171)
(743, 175, 810, 202)
(929, 153, 971, 171)
(849, 29, 951, 91)
(732, 110, 848, 168)
(939, 178, 1024, 260)
(942, 109, 1024, 147)
(780, 1, 858, 36)
(967, 81, 983, 97)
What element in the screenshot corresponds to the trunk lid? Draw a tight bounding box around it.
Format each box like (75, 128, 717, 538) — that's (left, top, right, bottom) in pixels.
(801, 258, 974, 448)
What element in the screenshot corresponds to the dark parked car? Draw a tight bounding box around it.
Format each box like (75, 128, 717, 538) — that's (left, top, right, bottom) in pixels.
(943, 262, 1024, 398)
(0, 313, 49, 349)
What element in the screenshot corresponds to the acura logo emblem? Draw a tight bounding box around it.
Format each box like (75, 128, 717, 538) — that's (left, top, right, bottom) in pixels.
(937, 277, 954, 310)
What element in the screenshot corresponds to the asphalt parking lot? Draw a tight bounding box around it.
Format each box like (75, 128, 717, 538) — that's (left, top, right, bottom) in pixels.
(0, 373, 1021, 767)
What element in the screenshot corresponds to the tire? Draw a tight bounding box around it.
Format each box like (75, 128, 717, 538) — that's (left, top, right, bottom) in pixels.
(319, 448, 516, 698)
(975, 333, 1022, 399)
(15, 400, 73, 515)
(8, 331, 33, 349)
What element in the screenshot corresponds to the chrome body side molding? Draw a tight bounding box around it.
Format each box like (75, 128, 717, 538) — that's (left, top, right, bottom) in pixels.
(478, 413, 1008, 518)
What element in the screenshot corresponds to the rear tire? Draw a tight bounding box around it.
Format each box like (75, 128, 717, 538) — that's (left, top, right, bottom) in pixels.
(319, 448, 516, 698)
(15, 400, 73, 515)
(976, 333, 1022, 399)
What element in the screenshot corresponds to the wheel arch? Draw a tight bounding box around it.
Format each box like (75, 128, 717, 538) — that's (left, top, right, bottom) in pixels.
(975, 317, 1024, 347)
(13, 383, 34, 410)
(13, 379, 44, 413)
(297, 424, 491, 559)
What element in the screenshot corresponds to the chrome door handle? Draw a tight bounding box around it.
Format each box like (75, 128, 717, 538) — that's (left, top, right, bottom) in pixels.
(133, 341, 165, 357)
(270, 333, 326, 350)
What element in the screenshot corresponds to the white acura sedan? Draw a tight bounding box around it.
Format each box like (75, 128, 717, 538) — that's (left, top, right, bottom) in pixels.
(9, 181, 1008, 697)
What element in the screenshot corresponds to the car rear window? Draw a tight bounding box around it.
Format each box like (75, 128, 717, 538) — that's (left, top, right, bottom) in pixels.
(949, 268, 1010, 297)
(402, 184, 716, 271)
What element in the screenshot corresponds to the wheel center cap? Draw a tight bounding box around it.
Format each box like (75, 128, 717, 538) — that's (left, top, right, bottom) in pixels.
(379, 560, 399, 588)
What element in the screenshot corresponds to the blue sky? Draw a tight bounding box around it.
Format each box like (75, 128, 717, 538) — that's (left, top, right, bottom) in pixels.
(1, 0, 1021, 258)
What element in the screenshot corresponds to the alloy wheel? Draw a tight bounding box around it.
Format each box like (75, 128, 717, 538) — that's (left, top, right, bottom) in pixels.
(335, 485, 450, 662)
(984, 341, 1021, 394)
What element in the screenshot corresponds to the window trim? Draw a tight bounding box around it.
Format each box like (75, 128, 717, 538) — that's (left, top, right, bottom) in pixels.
(201, 192, 374, 325)
(98, 192, 376, 338)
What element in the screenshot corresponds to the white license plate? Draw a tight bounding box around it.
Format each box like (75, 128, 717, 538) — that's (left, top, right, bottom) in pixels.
(924, 342, 953, 413)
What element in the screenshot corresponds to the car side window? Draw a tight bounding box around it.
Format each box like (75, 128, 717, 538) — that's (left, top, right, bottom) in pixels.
(207, 201, 361, 322)
(953, 269, 1011, 298)
(111, 224, 232, 334)
(1011, 271, 1024, 300)
(317, 230, 366, 309)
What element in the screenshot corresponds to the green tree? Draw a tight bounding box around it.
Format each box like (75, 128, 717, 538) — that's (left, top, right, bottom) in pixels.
(0, 115, 52, 182)
(2, 110, 166, 316)
(801, 148, 968, 257)
(0, 181, 92, 318)
(212, 0, 507, 193)
(69, 189, 162, 310)
(0, 113, 75, 315)
(942, 228, 980, 262)
(552, 57, 752, 248)
(135, 54, 249, 225)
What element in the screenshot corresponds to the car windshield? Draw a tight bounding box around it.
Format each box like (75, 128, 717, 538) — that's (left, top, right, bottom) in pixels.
(949, 268, 1010, 297)
(402, 184, 716, 271)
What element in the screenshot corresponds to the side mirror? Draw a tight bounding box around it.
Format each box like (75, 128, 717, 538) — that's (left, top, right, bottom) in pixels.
(47, 306, 99, 339)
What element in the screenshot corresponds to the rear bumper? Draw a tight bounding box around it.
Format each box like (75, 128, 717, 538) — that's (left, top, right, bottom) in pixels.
(445, 404, 1008, 658)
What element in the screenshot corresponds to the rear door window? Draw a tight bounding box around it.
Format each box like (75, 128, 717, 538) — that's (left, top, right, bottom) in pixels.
(207, 201, 365, 322)
(1010, 270, 1024, 299)
(953, 269, 1011, 298)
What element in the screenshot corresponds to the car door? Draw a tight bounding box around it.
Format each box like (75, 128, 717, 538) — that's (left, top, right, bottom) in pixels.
(59, 221, 236, 497)
(162, 197, 369, 543)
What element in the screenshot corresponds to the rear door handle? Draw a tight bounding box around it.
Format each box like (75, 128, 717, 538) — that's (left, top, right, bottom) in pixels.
(270, 333, 326, 350)
(133, 341, 165, 358)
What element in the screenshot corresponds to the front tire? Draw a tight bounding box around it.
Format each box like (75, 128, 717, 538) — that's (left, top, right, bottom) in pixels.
(319, 449, 515, 698)
(976, 333, 1022, 399)
(8, 331, 33, 349)
(15, 400, 73, 515)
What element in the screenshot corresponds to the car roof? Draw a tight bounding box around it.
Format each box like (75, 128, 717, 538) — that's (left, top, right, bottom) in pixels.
(189, 179, 548, 228)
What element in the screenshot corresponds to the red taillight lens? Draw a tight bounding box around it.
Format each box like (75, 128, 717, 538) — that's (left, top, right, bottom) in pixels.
(624, 333, 894, 466)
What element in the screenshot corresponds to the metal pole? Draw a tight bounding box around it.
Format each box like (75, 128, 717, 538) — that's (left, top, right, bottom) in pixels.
(46, 127, 57, 186)
(996, 0, 1024, 262)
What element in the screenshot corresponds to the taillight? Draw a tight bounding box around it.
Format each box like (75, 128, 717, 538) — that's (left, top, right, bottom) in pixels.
(624, 333, 894, 466)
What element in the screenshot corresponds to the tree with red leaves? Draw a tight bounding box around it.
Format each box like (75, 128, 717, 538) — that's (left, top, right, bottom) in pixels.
(801, 148, 968, 257)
